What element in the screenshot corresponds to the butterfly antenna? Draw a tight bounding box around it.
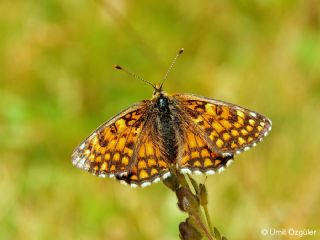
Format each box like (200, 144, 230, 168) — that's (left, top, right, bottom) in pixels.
(114, 65, 155, 89)
(161, 48, 184, 88)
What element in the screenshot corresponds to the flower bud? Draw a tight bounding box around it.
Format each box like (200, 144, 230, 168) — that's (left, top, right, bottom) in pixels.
(179, 220, 202, 240)
(176, 187, 199, 214)
(199, 183, 208, 206)
(163, 174, 180, 191)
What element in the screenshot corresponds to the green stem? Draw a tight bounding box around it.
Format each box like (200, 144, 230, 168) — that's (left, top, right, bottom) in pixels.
(203, 204, 214, 236)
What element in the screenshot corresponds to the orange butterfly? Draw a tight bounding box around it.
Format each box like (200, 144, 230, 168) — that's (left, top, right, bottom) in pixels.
(71, 49, 272, 188)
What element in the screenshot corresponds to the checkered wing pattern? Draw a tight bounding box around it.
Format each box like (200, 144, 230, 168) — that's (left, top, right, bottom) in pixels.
(72, 90, 272, 188)
(116, 125, 170, 187)
(72, 101, 170, 187)
(176, 125, 233, 175)
(174, 93, 272, 155)
(72, 101, 150, 178)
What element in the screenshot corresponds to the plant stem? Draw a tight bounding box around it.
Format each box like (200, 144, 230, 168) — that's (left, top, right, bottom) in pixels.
(185, 174, 214, 237)
(175, 170, 215, 239)
(163, 166, 218, 239)
(193, 213, 214, 240)
(203, 204, 214, 236)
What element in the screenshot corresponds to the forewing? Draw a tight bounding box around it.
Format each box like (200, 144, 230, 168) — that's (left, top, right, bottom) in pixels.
(71, 101, 151, 178)
(173, 93, 272, 155)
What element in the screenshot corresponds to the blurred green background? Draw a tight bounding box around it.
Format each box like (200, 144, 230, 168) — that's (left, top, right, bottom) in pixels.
(1, 0, 320, 239)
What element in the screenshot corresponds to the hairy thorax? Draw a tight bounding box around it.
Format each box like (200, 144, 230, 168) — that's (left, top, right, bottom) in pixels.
(155, 94, 178, 163)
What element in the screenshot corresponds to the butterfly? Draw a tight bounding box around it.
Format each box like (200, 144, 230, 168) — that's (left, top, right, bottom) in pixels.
(71, 49, 272, 188)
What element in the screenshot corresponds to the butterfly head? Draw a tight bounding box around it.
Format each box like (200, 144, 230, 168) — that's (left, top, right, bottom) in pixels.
(153, 83, 164, 95)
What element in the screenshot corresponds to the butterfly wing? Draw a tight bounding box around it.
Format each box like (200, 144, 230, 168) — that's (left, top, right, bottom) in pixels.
(115, 119, 170, 187)
(72, 101, 152, 178)
(175, 123, 234, 175)
(172, 93, 272, 155)
(72, 100, 171, 187)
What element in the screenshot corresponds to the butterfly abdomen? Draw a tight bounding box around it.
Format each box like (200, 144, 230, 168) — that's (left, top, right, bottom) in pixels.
(156, 95, 178, 163)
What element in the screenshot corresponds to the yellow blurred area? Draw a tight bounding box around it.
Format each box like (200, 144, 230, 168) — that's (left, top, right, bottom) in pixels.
(1, 0, 319, 239)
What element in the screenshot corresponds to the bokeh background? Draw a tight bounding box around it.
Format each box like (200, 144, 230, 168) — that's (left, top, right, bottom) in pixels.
(1, 0, 320, 239)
